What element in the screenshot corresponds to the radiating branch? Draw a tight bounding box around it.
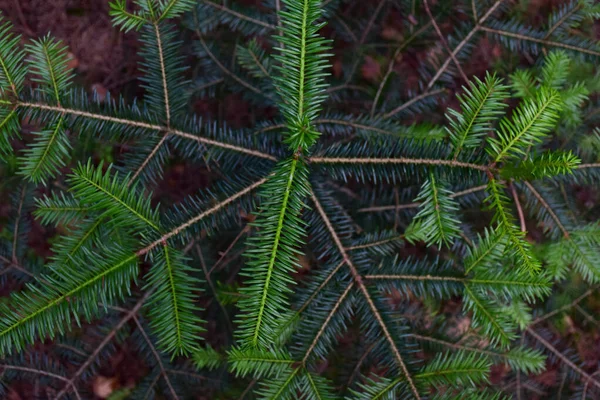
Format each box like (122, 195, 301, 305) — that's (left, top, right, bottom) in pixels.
(137, 178, 266, 256)
(358, 183, 489, 213)
(310, 155, 489, 171)
(479, 26, 600, 57)
(423, 0, 468, 84)
(201, 0, 277, 30)
(526, 328, 600, 390)
(310, 190, 421, 399)
(0, 365, 81, 400)
(54, 291, 154, 400)
(302, 282, 354, 364)
(18, 102, 277, 161)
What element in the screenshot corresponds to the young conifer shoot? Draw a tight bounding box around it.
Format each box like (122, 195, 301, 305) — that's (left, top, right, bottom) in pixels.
(1, 0, 600, 398)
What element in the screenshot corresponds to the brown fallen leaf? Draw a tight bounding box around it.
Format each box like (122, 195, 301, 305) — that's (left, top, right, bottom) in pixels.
(67, 52, 79, 70)
(93, 376, 119, 399)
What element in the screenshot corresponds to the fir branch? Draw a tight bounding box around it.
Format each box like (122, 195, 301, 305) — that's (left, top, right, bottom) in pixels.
(0, 245, 139, 357)
(382, 88, 446, 120)
(310, 155, 489, 171)
(200, 0, 277, 30)
(237, 159, 310, 348)
(488, 87, 562, 162)
(448, 73, 509, 159)
(310, 190, 421, 399)
(53, 291, 153, 400)
(526, 328, 600, 390)
(0, 365, 81, 400)
(196, 33, 265, 97)
(133, 316, 179, 398)
(425, 0, 505, 90)
(302, 282, 354, 364)
(423, 0, 468, 84)
(18, 102, 278, 160)
(143, 244, 203, 356)
(138, 177, 266, 255)
(11, 185, 26, 264)
(480, 26, 600, 57)
(358, 183, 489, 213)
(522, 181, 569, 237)
(0, 17, 27, 97)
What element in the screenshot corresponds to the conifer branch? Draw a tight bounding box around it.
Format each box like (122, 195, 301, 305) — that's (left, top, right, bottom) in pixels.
(480, 26, 600, 57)
(526, 328, 600, 390)
(425, 0, 504, 90)
(575, 163, 600, 169)
(370, 21, 433, 118)
(130, 133, 170, 183)
(358, 183, 489, 213)
(382, 88, 446, 119)
(0, 255, 34, 278)
(11, 185, 26, 264)
(302, 282, 354, 364)
(310, 190, 421, 399)
(509, 182, 527, 233)
(359, 0, 386, 45)
(545, 3, 582, 39)
(138, 177, 266, 256)
(201, 0, 277, 30)
(298, 260, 346, 314)
(530, 288, 596, 326)
(133, 316, 179, 399)
(310, 155, 489, 171)
(196, 34, 265, 97)
(53, 291, 154, 400)
(18, 102, 277, 160)
(0, 365, 81, 400)
(154, 23, 171, 127)
(423, 0, 468, 84)
(522, 181, 568, 237)
(346, 235, 404, 250)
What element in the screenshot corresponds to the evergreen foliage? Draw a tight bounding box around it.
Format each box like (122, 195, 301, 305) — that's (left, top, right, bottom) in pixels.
(0, 0, 599, 398)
